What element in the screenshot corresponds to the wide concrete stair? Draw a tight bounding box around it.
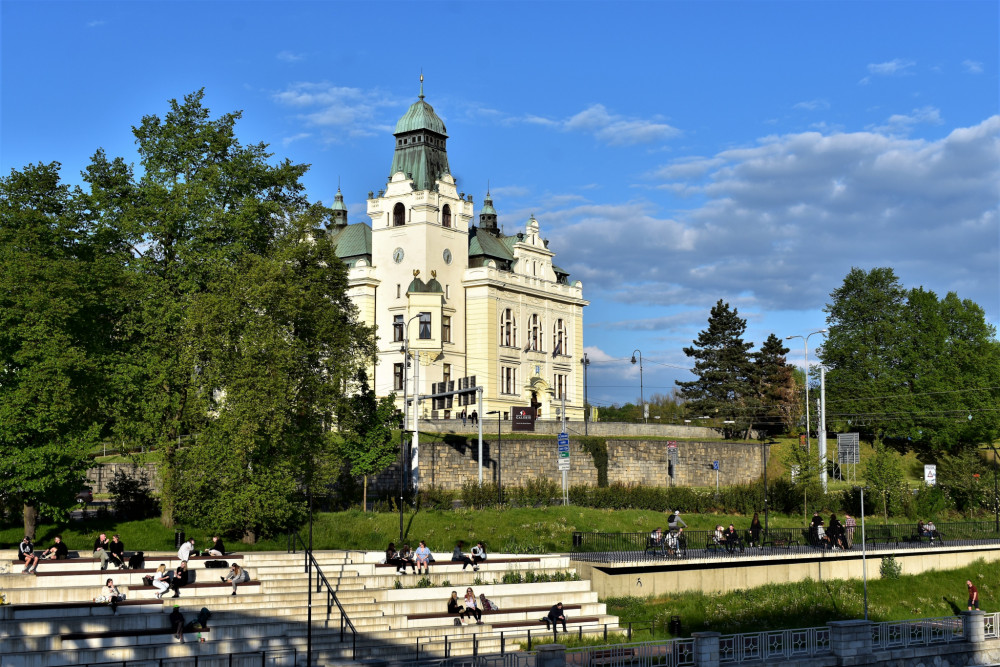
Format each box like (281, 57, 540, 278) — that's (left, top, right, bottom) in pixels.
(0, 549, 620, 666)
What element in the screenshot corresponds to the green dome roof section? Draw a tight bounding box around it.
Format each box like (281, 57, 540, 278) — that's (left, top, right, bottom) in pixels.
(389, 77, 451, 190)
(394, 99, 448, 136)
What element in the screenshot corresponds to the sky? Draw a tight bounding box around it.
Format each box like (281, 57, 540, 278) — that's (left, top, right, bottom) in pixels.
(2, 1, 998, 411)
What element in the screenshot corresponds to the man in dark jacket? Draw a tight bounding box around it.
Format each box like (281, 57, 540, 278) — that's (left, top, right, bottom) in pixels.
(544, 602, 567, 632)
(169, 605, 185, 641)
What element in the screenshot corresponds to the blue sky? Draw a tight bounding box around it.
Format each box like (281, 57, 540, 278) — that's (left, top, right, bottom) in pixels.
(3, 1, 998, 410)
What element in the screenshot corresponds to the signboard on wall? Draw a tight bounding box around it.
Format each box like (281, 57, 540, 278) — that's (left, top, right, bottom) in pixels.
(924, 464, 937, 486)
(511, 406, 536, 432)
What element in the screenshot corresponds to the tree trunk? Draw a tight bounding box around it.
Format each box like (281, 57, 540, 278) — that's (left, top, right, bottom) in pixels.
(241, 529, 257, 545)
(22, 500, 39, 540)
(363, 476, 368, 512)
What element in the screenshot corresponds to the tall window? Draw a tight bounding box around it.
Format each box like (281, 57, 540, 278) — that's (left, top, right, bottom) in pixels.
(443, 363, 451, 384)
(393, 315, 404, 342)
(394, 363, 404, 391)
(442, 204, 451, 228)
(527, 313, 540, 351)
(500, 308, 517, 347)
(393, 202, 405, 226)
(555, 373, 567, 400)
(501, 366, 517, 395)
(418, 312, 431, 339)
(553, 319, 567, 356)
(442, 315, 452, 343)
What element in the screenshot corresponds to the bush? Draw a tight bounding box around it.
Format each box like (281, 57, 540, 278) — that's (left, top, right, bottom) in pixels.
(911, 486, 949, 519)
(107, 467, 159, 520)
(880, 555, 902, 580)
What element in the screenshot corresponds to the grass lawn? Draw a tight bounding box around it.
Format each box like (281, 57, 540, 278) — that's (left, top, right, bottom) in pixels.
(605, 557, 995, 642)
(1, 504, 940, 555)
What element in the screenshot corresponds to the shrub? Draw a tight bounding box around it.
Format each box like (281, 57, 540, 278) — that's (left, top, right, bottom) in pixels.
(107, 467, 159, 520)
(911, 486, 949, 519)
(415, 577, 433, 588)
(880, 555, 902, 580)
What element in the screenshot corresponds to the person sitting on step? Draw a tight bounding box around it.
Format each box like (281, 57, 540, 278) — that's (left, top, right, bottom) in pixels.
(222, 563, 250, 595)
(41, 535, 69, 560)
(451, 540, 476, 571)
(19, 536, 40, 574)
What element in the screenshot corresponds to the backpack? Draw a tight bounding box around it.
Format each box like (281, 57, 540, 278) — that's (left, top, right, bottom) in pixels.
(128, 552, 145, 570)
(141, 575, 154, 586)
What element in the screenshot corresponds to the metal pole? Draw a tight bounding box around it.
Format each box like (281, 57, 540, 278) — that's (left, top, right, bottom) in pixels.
(582, 353, 590, 436)
(498, 415, 502, 504)
(631, 350, 644, 423)
(477, 388, 484, 485)
(819, 365, 827, 494)
(763, 441, 769, 537)
(307, 490, 313, 667)
(861, 487, 868, 621)
(804, 337, 810, 453)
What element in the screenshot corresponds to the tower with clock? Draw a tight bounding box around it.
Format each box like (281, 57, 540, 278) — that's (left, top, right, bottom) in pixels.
(328, 77, 587, 486)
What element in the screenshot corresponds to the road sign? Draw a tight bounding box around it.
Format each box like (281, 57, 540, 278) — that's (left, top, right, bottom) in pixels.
(558, 460, 570, 471)
(924, 464, 937, 486)
(712, 460, 719, 471)
(558, 433, 569, 446)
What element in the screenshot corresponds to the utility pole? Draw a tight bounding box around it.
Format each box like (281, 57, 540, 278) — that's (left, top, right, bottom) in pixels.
(581, 353, 590, 436)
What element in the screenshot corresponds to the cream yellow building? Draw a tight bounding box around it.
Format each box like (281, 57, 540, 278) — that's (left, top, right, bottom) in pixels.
(327, 82, 588, 425)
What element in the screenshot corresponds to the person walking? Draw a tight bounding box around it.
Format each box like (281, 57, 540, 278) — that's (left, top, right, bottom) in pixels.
(968, 580, 980, 610)
(843, 513, 857, 549)
(748, 513, 762, 548)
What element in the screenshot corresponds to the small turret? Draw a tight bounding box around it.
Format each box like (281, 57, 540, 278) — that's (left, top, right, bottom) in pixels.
(480, 189, 498, 234)
(329, 187, 348, 227)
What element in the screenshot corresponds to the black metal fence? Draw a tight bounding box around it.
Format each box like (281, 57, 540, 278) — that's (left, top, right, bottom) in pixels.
(571, 521, 1000, 563)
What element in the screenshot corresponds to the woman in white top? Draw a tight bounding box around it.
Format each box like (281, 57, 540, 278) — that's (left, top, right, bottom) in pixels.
(153, 564, 172, 598)
(101, 578, 124, 613)
(463, 587, 483, 624)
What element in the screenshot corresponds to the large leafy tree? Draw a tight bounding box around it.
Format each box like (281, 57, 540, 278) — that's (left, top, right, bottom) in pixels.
(83, 90, 309, 525)
(0, 163, 115, 536)
(821, 267, 1000, 455)
(338, 379, 402, 512)
(170, 208, 376, 542)
(676, 300, 755, 439)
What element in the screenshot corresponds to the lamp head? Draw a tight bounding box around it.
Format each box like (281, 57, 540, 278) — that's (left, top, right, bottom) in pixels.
(630, 356, 637, 364)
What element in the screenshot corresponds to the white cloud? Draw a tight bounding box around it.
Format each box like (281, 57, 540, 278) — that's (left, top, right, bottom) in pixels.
(86, 20, 105, 27)
(281, 132, 311, 146)
(272, 82, 402, 141)
(869, 105, 943, 134)
(963, 59, 984, 74)
(868, 58, 916, 75)
(277, 51, 305, 63)
(794, 99, 830, 111)
(543, 116, 1000, 322)
(520, 104, 680, 146)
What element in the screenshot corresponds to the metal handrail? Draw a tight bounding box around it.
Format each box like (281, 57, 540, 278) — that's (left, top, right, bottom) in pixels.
(288, 532, 358, 660)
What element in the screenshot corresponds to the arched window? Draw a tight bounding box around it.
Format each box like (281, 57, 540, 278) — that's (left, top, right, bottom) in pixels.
(393, 203, 405, 227)
(499, 308, 517, 347)
(442, 204, 451, 228)
(528, 313, 540, 351)
(553, 319, 567, 356)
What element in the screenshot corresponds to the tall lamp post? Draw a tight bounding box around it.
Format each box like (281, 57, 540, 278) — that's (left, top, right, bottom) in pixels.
(487, 411, 502, 504)
(630, 349, 645, 423)
(581, 353, 590, 435)
(786, 329, 827, 491)
(400, 314, 421, 542)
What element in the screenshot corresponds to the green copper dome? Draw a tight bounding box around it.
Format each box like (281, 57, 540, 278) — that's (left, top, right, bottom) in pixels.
(394, 99, 448, 136)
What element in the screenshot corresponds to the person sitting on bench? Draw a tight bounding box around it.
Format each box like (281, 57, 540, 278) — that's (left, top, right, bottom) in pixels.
(41, 535, 69, 560)
(649, 527, 664, 548)
(385, 542, 407, 574)
(169, 605, 185, 642)
(925, 520, 940, 542)
(19, 536, 39, 573)
(177, 537, 196, 562)
(543, 602, 568, 632)
(451, 540, 476, 571)
(397, 544, 417, 574)
(93, 533, 111, 570)
(665, 529, 681, 556)
(108, 534, 126, 569)
(101, 578, 124, 613)
(414, 540, 432, 575)
(222, 563, 249, 595)
(170, 561, 189, 598)
(471, 541, 488, 567)
(713, 525, 725, 548)
(724, 524, 743, 554)
(207, 536, 225, 557)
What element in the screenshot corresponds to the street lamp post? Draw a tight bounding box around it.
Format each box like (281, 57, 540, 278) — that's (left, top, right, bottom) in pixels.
(581, 353, 590, 436)
(487, 411, 502, 504)
(786, 329, 828, 491)
(630, 349, 645, 423)
(400, 314, 421, 542)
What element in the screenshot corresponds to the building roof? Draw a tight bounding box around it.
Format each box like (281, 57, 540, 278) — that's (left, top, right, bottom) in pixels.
(394, 99, 448, 136)
(468, 227, 515, 261)
(329, 222, 371, 260)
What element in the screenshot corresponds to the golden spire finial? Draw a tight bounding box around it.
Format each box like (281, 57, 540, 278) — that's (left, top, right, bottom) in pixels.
(419, 71, 424, 100)
(413, 269, 420, 277)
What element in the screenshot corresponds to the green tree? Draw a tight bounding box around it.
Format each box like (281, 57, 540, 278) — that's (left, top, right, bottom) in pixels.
(338, 381, 402, 511)
(676, 300, 755, 439)
(864, 439, 905, 522)
(171, 210, 376, 541)
(750, 334, 797, 438)
(821, 267, 1000, 455)
(0, 162, 114, 536)
(83, 90, 309, 526)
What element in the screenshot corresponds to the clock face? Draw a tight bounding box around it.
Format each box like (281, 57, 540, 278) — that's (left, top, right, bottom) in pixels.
(393, 247, 404, 264)
(443, 248, 452, 265)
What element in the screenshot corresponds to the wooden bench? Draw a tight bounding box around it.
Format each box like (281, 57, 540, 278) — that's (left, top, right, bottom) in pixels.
(406, 603, 583, 622)
(491, 615, 602, 630)
(129, 580, 259, 595)
(61, 627, 211, 641)
(763, 538, 799, 549)
(6, 599, 163, 612)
